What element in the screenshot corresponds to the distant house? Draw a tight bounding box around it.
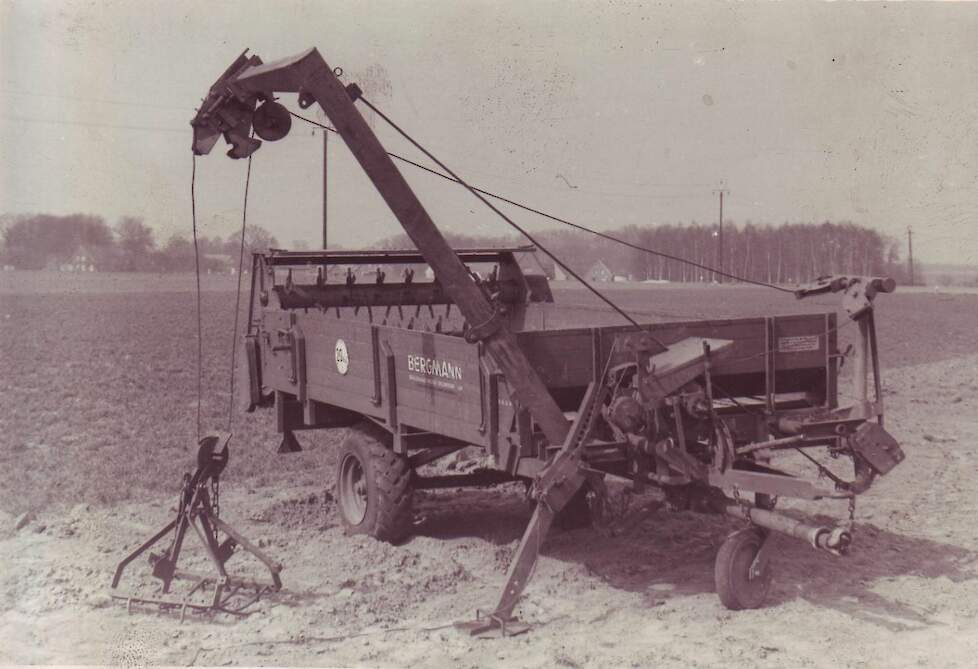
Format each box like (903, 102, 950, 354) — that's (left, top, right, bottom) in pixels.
(59, 248, 98, 272)
(587, 260, 614, 282)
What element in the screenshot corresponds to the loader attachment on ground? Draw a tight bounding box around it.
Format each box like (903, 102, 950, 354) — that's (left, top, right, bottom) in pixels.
(110, 433, 283, 620)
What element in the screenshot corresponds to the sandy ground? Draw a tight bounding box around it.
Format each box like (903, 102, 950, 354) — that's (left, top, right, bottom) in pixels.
(2, 352, 977, 668)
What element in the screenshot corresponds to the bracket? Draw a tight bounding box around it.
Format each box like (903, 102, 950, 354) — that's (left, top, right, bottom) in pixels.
(463, 307, 505, 343)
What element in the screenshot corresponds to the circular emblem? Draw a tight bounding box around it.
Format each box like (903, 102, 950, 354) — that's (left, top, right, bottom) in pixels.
(334, 339, 350, 375)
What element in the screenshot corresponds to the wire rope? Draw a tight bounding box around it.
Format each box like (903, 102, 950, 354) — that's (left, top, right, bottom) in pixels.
(287, 110, 796, 295)
(190, 154, 203, 441)
(358, 96, 655, 336)
(226, 154, 253, 431)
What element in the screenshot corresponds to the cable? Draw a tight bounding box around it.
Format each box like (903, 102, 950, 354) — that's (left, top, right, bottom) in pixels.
(245, 111, 853, 383)
(287, 110, 795, 295)
(190, 154, 203, 442)
(0, 86, 189, 111)
(356, 96, 658, 338)
(0, 113, 186, 134)
(227, 153, 253, 431)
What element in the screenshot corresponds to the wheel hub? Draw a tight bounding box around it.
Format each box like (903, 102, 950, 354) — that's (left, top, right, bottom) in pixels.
(340, 454, 368, 525)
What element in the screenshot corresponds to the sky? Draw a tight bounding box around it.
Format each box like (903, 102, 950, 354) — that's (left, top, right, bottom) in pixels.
(1, 0, 976, 265)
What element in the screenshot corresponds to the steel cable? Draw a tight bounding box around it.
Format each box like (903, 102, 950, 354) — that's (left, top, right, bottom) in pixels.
(356, 96, 665, 341)
(227, 153, 253, 431)
(291, 110, 855, 372)
(190, 153, 203, 442)
(287, 106, 854, 377)
(287, 110, 795, 295)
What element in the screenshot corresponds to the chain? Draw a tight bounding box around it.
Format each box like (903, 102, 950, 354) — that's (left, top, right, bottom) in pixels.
(211, 476, 221, 519)
(845, 495, 856, 533)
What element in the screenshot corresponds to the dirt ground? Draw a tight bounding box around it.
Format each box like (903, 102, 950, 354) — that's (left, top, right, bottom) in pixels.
(2, 349, 977, 668)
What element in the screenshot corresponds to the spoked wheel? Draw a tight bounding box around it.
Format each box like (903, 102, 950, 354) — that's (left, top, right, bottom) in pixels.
(335, 423, 414, 543)
(715, 527, 772, 610)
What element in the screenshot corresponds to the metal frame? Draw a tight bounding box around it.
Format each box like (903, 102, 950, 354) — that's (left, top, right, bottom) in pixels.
(189, 48, 904, 634)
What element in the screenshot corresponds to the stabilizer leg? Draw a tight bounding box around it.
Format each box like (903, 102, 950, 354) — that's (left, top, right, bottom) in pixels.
(457, 382, 605, 637)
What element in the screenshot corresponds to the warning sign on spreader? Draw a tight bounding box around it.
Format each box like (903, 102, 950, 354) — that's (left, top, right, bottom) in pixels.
(777, 335, 821, 353)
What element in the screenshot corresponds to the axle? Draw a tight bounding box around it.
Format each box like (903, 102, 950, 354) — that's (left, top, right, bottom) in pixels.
(721, 500, 851, 556)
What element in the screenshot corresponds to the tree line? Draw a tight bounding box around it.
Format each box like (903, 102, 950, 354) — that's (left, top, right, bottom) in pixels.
(1, 213, 912, 285)
(380, 220, 913, 285)
(540, 221, 912, 285)
(0, 213, 278, 273)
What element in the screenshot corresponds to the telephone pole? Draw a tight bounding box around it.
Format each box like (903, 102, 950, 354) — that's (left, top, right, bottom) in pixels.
(907, 226, 914, 286)
(713, 184, 729, 283)
(322, 129, 328, 249)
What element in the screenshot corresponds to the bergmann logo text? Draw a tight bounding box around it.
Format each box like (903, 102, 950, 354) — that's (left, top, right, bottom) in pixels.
(406, 355, 463, 381)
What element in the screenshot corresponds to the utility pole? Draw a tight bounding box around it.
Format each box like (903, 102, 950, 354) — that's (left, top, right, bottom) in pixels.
(907, 226, 914, 286)
(322, 129, 328, 249)
(713, 184, 729, 283)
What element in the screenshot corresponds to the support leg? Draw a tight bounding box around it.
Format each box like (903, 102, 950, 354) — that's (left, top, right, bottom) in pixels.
(111, 519, 177, 589)
(457, 382, 603, 636)
(209, 513, 284, 589)
(455, 501, 558, 637)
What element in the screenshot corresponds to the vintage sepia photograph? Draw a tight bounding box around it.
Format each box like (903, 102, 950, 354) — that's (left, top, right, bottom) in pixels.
(1, 1, 977, 666)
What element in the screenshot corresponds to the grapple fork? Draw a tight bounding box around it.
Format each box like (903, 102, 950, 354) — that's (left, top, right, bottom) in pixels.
(109, 433, 283, 619)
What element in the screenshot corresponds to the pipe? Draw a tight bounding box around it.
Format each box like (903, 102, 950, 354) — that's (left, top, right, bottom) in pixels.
(736, 434, 806, 455)
(722, 502, 851, 555)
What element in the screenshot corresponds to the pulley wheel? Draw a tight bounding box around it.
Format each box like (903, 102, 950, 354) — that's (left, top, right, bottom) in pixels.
(252, 101, 292, 142)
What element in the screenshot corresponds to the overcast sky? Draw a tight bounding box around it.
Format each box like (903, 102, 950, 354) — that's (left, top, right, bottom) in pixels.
(1, 0, 976, 265)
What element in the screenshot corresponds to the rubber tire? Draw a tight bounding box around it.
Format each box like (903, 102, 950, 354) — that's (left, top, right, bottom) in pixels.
(336, 423, 413, 544)
(715, 528, 772, 610)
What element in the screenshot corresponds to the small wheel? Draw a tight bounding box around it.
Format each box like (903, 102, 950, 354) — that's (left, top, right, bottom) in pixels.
(336, 423, 413, 543)
(715, 528, 772, 610)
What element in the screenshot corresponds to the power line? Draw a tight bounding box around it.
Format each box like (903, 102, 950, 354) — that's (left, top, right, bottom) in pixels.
(0, 113, 186, 134)
(0, 85, 190, 112)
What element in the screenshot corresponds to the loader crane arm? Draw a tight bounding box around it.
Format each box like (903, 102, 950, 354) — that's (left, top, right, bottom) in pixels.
(191, 47, 573, 448)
